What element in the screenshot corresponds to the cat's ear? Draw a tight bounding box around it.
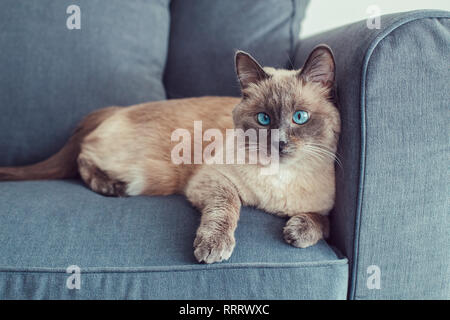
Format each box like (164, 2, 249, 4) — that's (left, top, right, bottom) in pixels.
(299, 44, 335, 89)
(235, 51, 269, 90)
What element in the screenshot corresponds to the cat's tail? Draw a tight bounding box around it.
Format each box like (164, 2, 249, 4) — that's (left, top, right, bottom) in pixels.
(0, 106, 120, 181)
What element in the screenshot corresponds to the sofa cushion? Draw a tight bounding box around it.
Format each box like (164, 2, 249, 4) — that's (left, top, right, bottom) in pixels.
(0, 0, 170, 166)
(164, 0, 310, 98)
(0, 180, 348, 299)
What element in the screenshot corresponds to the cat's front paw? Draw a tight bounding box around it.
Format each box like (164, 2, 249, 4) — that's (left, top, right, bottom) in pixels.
(193, 229, 235, 264)
(283, 214, 325, 248)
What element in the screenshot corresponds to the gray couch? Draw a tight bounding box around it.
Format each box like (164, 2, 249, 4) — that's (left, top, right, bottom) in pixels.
(0, 0, 448, 299)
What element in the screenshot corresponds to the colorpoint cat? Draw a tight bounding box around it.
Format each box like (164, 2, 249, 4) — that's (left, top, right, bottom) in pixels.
(0, 45, 340, 264)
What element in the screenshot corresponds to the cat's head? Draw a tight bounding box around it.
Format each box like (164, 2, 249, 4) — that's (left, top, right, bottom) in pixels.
(233, 45, 341, 165)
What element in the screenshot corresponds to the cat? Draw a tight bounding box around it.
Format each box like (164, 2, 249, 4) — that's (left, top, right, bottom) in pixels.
(0, 45, 340, 264)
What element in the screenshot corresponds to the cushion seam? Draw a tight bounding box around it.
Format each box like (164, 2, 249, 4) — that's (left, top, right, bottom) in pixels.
(0, 259, 348, 274)
(0, 265, 347, 275)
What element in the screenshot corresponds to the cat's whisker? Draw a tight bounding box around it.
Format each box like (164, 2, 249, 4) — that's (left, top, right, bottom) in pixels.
(308, 146, 342, 167)
(302, 149, 325, 164)
(303, 144, 343, 170)
(306, 143, 344, 162)
(304, 143, 336, 154)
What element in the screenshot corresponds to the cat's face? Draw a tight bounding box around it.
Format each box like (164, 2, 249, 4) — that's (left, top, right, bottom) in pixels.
(233, 45, 341, 165)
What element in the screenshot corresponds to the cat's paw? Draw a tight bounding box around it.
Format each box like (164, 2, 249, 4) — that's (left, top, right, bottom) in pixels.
(283, 214, 324, 248)
(193, 229, 235, 264)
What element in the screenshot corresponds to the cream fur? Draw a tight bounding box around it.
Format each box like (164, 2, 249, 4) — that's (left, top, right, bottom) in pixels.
(72, 48, 340, 263)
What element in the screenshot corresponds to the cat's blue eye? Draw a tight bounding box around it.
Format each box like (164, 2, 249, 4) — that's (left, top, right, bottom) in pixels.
(292, 110, 310, 125)
(257, 112, 271, 126)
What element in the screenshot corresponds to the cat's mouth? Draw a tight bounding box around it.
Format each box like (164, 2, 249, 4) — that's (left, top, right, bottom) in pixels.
(278, 148, 295, 160)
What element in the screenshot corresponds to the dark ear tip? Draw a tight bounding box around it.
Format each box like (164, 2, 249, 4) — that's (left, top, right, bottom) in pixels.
(235, 50, 250, 61)
(314, 44, 332, 51)
(312, 44, 335, 61)
(300, 43, 337, 87)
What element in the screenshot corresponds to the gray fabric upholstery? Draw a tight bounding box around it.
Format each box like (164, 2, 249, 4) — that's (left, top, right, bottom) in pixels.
(0, 180, 348, 299)
(1, 1, 448, 300)
(164, 0, 309, 98)
(0, 0, 170, 166)
(294, 10, 450, 299)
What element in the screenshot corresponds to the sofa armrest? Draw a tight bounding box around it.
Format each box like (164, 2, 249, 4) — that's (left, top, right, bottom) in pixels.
(293, 10, 450, 299)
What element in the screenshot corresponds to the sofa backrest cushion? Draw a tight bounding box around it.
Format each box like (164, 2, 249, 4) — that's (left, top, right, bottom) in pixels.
(0, 0, 170, 166)
(164, 0, 310, 98)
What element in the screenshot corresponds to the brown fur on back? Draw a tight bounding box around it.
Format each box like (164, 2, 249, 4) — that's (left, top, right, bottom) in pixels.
(77, 97, 238, 196)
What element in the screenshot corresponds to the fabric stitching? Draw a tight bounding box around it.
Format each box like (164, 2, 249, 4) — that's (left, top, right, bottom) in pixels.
(0, 258, 348, 274)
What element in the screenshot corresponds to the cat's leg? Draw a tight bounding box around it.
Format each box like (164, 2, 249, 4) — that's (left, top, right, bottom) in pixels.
(77, 155, 128, 197)
(283, 213, 330, 248)
(185, 168, 241, 264)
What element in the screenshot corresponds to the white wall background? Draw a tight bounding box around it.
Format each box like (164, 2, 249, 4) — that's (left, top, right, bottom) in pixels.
(300, 0, 450, 38)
